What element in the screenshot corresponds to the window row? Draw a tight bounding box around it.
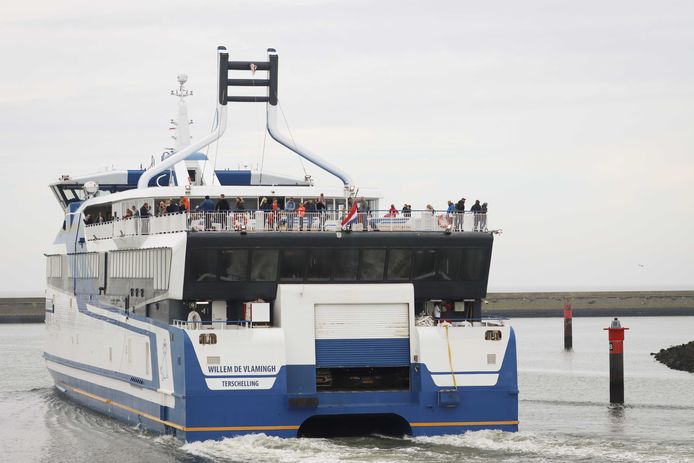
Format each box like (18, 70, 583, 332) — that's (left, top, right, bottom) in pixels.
(108, 248, 172, 290)
(188, 247, 488, 283)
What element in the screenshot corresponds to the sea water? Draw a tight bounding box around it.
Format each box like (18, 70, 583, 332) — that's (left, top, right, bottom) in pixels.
(1, 317, 692, 463)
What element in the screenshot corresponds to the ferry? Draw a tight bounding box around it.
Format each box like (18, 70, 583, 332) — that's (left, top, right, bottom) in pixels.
(44, 46, 518, 441)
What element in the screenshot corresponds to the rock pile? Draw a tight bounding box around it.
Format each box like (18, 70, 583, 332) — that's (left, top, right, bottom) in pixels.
(652, 341, 694, 373)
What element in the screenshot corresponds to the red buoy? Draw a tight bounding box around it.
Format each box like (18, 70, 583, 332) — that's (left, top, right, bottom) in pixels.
(604, 318, 629, 403)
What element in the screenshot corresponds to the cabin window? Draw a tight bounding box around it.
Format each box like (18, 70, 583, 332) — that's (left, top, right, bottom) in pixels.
(333, 249, 359, 280)
(280, 249, 306, 281)
(438, 248, 462, 281)
(412, 250, 437, 281)
(189, 249, 218, 282)
(307, 249, 332, 281)
(387, 249, 412, 281)
(250, 250, 278, 281)
(220, 250, 248, 281)
(359, 249, 386, 281)
(461, 248, 486, 281)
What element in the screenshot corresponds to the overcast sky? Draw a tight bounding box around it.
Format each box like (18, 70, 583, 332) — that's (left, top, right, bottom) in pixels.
(2, 0, 693, 295)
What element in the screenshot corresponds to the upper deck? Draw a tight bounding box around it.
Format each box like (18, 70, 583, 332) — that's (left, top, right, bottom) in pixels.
(84, 210, 490, 241)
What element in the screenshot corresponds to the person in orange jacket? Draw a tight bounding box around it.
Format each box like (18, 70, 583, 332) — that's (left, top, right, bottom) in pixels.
(297, 202, 306, 231)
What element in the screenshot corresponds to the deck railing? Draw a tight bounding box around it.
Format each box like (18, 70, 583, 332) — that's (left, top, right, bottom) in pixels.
(85, 210, 489, 241)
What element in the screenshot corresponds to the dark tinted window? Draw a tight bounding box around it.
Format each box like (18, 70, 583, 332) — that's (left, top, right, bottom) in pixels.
(307, 249, 332, 280)
(461, 248, 486, 281)
(189, 249, 218, 282)
(387, 249, 412, 280)
(333, 249, 359, 280)
(360, 249, 386, 280)
(412, 249, 437, 280)
(250, 250, 278, 281)
(280, 249, 306, 281)
(220, 249, 248, 281)
(438, 248, 462, 280)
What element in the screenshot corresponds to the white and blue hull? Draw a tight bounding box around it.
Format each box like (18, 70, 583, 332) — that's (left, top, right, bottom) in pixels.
(45, 285, 518, 441)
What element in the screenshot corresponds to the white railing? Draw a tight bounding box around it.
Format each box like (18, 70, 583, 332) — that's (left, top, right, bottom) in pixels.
(173, 319, 253, 330)
(85, 210, 489, 241)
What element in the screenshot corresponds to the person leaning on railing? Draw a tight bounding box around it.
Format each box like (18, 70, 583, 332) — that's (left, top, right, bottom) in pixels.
(455, 197, 466, 231)
(316, 194, 326, 230)
(285, 197, 296, 231)
(196, 195, 215, 230)
(297, 202, 305, 231)
(480, 202, 488, 232)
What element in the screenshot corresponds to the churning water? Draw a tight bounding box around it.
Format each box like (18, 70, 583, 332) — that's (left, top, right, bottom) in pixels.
(1, 317, 693, 463)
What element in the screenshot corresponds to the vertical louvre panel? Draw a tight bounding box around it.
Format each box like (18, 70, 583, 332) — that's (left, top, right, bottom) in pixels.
(106, 248, 172, 290)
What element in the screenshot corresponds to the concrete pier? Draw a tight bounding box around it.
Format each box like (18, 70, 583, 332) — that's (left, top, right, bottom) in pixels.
(0, 297, 45, 323)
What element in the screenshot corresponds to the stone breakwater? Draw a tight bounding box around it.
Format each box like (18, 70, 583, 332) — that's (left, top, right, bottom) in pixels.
(0, 297, 45, 323)
(652, 342, 694, 374)
(484, 291, 694, 317)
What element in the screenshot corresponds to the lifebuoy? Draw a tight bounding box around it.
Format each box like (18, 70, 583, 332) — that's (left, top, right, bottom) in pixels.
(437, 214, 449, 228)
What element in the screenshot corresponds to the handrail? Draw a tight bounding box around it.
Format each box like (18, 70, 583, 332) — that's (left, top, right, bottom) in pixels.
(84, 210, 491, 240)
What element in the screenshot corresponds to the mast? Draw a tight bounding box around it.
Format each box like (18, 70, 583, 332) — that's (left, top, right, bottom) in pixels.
(169, 74, 194, 186)
(172, 74, 193, 151)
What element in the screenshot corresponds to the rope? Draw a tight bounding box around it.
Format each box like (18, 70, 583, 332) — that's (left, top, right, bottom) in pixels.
(278, 100, 308, 176)
(444, 324, 458, 389)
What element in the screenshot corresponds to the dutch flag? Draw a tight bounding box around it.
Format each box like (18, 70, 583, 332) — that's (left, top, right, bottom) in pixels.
(341, 201, 359, 229)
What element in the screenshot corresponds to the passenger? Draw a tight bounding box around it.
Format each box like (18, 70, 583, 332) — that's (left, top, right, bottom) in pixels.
(158, 200, 167, 216)
(215, 194, 230, 212)
(470, 199, 482, 231)
(168, 199, 180, 214)
(426, 204, 435, 215)
(179, 196, 190, 212)
(270, 198, 280, 230)
(124, 208, 133, 219)
(196, 195, 215, 212)
(285, 197, 296, 230)
(233, 198, 247, 230)
(177, 198, 187, 213)
(132, 206, 140, 218)
(434, 303, 441, 324)
(316, 194, 326, 230)
(446, 200, 455, 226)
(83, 213, 93, 225)
(358, 197, 369, 231)
(297, 202, 306, 231)
(480, 202, 488, 232)
(306, 199, 317, 230)
(455, 197, 466, 231)
(140, 202, 151, 218)
(196, 195, 215, 230)
(260, 197, 270, 230)
(387, 204, 398, 217)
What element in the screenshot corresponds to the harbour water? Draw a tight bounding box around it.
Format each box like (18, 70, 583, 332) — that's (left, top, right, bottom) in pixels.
(1, 317, 692, 462)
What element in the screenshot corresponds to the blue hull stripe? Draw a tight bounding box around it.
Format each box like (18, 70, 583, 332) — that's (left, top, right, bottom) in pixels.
(315, 338, 410, 367)
(52, 371, 518, 434)
(44, 352, 151, 389)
